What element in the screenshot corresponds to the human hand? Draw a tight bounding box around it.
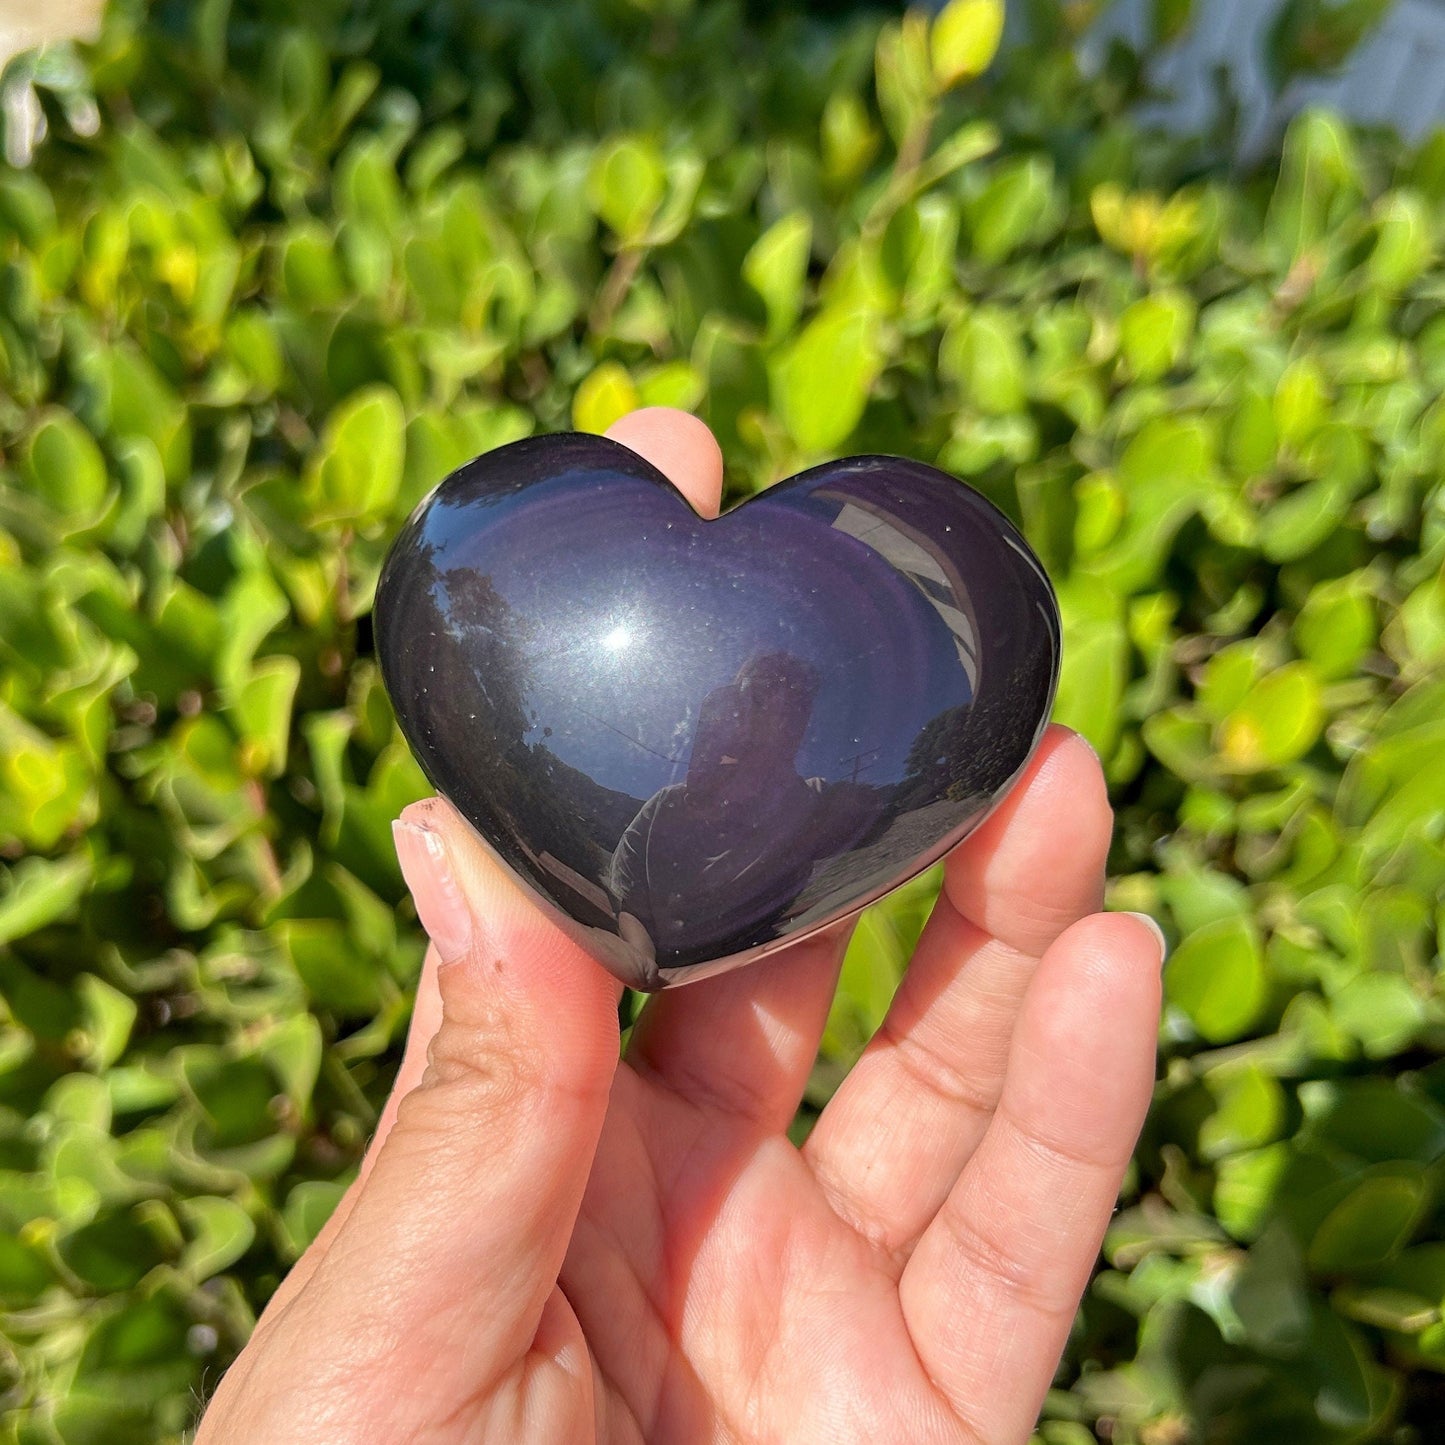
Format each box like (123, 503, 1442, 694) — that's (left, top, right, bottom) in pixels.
(196, 408, 1165, 1445)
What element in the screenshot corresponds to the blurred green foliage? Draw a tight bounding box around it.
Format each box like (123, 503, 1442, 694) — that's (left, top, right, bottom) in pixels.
(1, 0, 1443, 1440)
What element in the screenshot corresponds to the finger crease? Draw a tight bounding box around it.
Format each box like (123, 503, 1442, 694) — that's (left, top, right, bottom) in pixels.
(933, 1202, 1082, 1322)
(628, 1045, 778, 1127)
(996, 1098, 1137, 1177)
(876, 1015, 1001, 1119)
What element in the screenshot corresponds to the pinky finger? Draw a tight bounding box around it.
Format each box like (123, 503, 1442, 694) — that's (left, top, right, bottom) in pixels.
(899, 912, 1164, 1443)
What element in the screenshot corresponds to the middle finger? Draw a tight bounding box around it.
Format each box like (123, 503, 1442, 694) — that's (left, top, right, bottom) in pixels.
(803, 725, 1112, 1265)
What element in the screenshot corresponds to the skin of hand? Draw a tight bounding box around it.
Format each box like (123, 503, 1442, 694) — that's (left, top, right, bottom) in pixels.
(196, 407, 1166, 1445)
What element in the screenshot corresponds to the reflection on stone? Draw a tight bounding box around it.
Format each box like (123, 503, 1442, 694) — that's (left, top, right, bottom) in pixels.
(607, 651, 885, 968)
(375, 434, 1061, 989)
(825, 491, 982, 692)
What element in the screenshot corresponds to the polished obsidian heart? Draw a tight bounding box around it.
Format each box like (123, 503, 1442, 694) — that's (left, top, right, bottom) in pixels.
(375, 434, 1060, 989)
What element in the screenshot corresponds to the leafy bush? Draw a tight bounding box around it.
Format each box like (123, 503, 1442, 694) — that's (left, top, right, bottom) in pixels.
(1, 0, 1443, 1440)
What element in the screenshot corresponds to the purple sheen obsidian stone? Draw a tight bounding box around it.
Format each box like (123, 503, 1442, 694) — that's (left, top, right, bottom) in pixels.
(374, 433, 1060, 990)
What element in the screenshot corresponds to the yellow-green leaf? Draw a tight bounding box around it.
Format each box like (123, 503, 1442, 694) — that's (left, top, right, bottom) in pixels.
(573, 362, 640, 434)
(1217, 662, 1324, 772)
(930, 0, 1006, 90)
(586, 136, 666, 244)
(770, 306, 882, 454)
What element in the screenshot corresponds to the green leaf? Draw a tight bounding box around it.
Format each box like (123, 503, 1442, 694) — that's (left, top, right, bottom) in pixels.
(1302, 1078, 1445, 1164)
(1153, 0, 1196, 44)
(58, 1207, 170, 1291)
(1329, 973, 1427, 1059)
(1141, 707, 1215, 783)
(77, 1293, 192, 1381)
(641, 153, 704, 247)
(109, 437, 167, 552)
(1215, 1143, 1292, 1240)
(1164, 914, 1268, 1043)
(1308, 1168, 1429, 1272)
(966, 156, 1057, 265)
(0, 1233, 54, 1304)
(225, 309, 285, 393)
(1367, 190, 1433, 291)
(1368, 1243, 1445, 1312)
(586, 136, 666, 244)
(334, 136, 403, 232)
(1231, 1223, 1310, 1351)
(874, 13, 935, 147)
(279, 917, 385, 1016)
(1268, 0, 1394, 83)
(1216, 662, 1324, 772)
(1158, 861, 1250, 935)
(82, 341, 192, 483)
(178, 1196, 256, 1281)
(916, 120, 999, 189)
(0, 854, 94, 947)
(280, 222, 347, 306)
(1071, 472, 1124, 556)
(1274, 357, 1330, 449)
(770, 305, 882, 454)
(282, 1179, 348, 1256)
(180, 1050, 283, 1150)
(1052, 578, 1129, 758)
(821, 91, 880, 186)
(216, 570, 292, 695)
(401, 403, 534, 510)
(743, 211, 813, 342)
(1225, 387, 1278, 476)
(232, 655, 302, 777)
(940, 306, 1027, 414)
(930, 0, 1006, 89)
(1093, 415, 1218, 593)
(1294, 574, 1376, 680)
(1265, 109, 1363, 263)
(1296, 1298, 1381, 1432)
(1199, 1065, 1287, 1161)
(46, 1074, 112, 1131)
(1332, 1284, 1441, 1334)
(1118, 290, 1195, 383)
(1391, 567, 1445, 670)
(638, 361, 704, 412)
(258, 1013, 324, 1111)
(76, 974, 138, 1070)
(22, 409, 110, 524)
(1258, 475, 1357, 564)
(1197, 641, 1261, 722)
(303, 385, 406, 527)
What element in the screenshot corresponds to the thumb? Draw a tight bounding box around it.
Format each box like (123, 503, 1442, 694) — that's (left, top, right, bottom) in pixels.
(297, 796, 621, 1389)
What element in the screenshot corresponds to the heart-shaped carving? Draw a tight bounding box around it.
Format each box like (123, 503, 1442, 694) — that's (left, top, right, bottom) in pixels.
(375, 434, 1060, 989)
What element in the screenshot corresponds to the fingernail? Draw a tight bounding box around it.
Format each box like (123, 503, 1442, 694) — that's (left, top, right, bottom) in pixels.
(1121, 911, 1168, 964)
(393, 818, 473, 965)
(1066, 728, 1102, 768)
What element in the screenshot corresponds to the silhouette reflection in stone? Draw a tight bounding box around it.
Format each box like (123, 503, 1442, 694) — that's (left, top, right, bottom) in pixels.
(608, 652, 882, 969)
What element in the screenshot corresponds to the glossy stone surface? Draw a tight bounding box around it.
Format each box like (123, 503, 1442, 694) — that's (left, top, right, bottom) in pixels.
(375, 434, 1061, 989)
